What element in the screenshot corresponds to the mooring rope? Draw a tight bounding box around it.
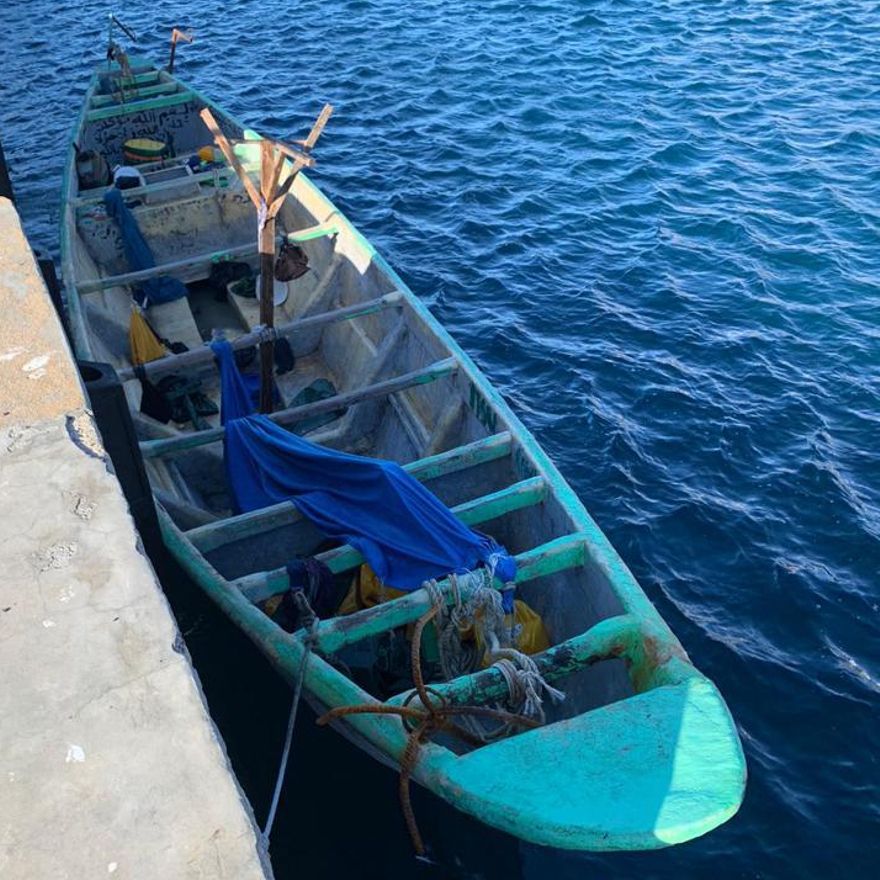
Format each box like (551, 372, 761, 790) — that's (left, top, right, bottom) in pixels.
(317, 603, 540, 856)
(262, 590, 317, 844)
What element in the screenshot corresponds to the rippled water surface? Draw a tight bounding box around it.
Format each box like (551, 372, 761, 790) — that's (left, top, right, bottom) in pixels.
(2, 1, 878, 877)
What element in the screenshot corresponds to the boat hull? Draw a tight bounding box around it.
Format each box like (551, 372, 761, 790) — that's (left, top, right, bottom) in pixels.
(62, 57, 746, 851)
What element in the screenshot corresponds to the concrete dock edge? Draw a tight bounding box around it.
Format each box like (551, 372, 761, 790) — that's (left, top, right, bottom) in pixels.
(0, 195, 271, 878)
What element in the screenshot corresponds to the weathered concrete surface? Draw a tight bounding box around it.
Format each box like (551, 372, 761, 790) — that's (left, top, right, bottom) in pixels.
(0, 197, 270, 879)
(0, 201, 83, 428)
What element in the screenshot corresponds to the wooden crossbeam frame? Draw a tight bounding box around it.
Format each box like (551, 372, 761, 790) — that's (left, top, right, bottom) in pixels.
(78, 221, 340, 292)
(118, 290, 402, 382)
(139, 357, 458, 459)
(187, 431, 514, 552)
(200, 105, 333, 412)
(234, 476, 550, 607)
(296, 532, 587, 654)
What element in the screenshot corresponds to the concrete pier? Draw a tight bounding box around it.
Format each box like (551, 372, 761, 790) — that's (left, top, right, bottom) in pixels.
(0, 196, 270, 878)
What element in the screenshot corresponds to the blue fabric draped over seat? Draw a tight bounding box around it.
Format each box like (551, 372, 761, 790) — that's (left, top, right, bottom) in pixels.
(210, 338, 260, 425)
(210, 338, 516, 593)
(225, 414, 516, 592)
(103, 188, 188, 307)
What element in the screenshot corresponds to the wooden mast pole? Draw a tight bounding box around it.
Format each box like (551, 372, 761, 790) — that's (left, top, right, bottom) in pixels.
(199, 105, 333, 413)
(258, 140, 277, 412)
(167, 28, 194, 75)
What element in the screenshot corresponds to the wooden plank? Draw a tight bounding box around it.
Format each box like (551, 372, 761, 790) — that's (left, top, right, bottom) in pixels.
(80, 224, 339, 293)
(301, 104, 334, 150)
(167, 28, 194, 74)
(271, 141, 316, 169)
(299, 532, 588, 654)
(406, 431, 511, 481)
(139, 357, 459, 459)
(97, 69, 160, 87)
(90, 81, 180, 108)
(286, 223, 339, 243)
(200, 108, 261, 208)
(117, 153, 191, 174)
(266, 147, 287, 215)
(292, 476, 547, 579)
(85, 90, 196, 122)
(73, 167, 235, 206)
(235, 478, 554, 606)
(118, 291, 403, 383)
(186, 431, 511, 551)
(76, 241, 257, 293)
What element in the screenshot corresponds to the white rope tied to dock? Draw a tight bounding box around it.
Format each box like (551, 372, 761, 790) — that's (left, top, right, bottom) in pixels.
(261, 591, 317, 845)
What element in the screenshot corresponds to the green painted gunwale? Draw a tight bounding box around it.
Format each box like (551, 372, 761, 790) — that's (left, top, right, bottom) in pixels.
(61, 57, 746, 852)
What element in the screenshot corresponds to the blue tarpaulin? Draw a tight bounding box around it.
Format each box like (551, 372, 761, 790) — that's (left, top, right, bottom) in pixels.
(210, 339, 280, 424)
(224, 415, 516, 591)
(211, 339, 516, 592)
(103, 188, 188, 307)
(210, 339, 259, 425)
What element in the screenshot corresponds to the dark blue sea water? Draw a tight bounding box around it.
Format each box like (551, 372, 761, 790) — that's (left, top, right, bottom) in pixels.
(2, 1, 878, 877)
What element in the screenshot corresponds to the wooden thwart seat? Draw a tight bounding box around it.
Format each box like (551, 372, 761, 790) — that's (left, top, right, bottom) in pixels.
(118, 290, 402, 383)
(77, 242, 259, 293)
(74, 167, 237, 206)
(139, 357, 459, 459)
(89, 80, 181, 108)
(85, 89, 196, 122)
(232, 475, 548, 604)
(294, 531, 587, 654)
(186, 431, 513, 552)
(77, 223, 341, 293)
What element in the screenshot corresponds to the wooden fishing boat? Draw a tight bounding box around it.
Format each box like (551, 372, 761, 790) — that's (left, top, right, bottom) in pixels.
(61, 48, 745, 852)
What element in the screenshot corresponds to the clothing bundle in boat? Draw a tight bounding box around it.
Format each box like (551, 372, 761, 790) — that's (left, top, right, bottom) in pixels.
(103, 188, 188, 307)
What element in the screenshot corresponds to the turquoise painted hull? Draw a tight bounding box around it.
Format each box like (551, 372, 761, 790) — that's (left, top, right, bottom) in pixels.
(61, 54, 746, 851)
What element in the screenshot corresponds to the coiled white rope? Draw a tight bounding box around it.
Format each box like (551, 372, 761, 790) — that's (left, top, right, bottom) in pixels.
(423, 569, 565, 737)
(490, 651, 566, 724)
